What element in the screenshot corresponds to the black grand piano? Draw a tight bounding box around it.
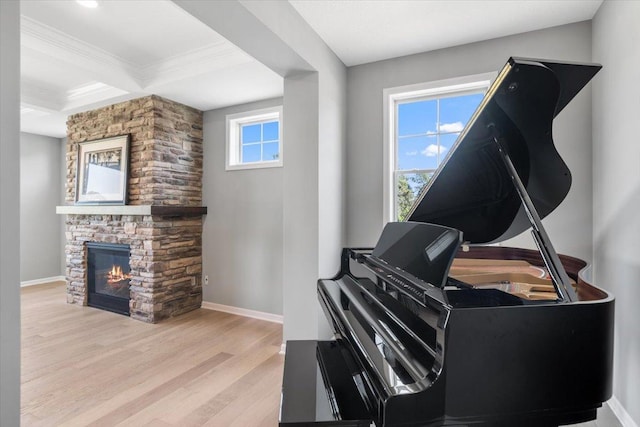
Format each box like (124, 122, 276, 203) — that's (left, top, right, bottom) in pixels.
(279, 58, 614, 427)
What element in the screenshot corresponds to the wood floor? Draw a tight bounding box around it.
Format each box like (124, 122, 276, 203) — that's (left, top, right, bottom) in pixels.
(21, 282, 284, 427)
(21, 282, 622, 427)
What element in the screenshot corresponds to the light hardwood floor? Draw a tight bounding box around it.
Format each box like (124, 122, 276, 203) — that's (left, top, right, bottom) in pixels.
(21, 282, 621, 427)
(21, 282, 284, 427)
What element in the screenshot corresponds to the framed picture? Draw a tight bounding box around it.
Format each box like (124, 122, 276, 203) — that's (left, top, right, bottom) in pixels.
(75, 135, 130, 205)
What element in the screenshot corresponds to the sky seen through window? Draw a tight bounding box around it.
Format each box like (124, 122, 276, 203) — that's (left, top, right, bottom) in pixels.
(395, 92, 484, 221)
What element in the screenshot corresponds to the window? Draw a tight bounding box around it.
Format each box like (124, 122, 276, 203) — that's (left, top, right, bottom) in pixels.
(383, 74, 493, 223)
(226, 106, 283, 170)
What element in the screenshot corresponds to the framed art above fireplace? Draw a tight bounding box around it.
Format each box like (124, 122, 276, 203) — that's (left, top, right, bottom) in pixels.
(75, 135, 130, 205)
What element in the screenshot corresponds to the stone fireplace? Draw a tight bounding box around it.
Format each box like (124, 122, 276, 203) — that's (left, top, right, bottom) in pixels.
(57, 95, 206, 323)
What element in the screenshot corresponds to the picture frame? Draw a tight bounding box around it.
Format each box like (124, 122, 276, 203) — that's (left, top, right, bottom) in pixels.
(75, 135, 130, 205)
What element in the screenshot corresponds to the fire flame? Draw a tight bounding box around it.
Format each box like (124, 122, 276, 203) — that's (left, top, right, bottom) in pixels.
(107, 264, 131, 284)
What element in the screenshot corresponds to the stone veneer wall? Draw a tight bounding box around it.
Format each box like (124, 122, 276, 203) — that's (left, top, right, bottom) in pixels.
(63, 95, 204, 322)
(66, 215, 202, 323)
(65, 95, 203, 206)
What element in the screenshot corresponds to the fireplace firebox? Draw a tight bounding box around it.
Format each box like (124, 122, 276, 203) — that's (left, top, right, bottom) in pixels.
(86, 242, 131, 315)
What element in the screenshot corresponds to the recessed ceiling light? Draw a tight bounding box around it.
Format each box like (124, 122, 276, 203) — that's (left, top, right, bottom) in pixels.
(76, 0, 98, 8)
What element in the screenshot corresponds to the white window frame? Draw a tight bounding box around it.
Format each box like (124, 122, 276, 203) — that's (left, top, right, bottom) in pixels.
(382, 72, 495, 224)
(226, 106, 283, 171)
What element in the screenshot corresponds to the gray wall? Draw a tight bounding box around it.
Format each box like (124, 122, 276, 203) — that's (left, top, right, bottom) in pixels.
(202, 98, 284, 315)
(346, 22, 595, 262)
(176, 0, 347, 340)
(593, 1, 640, 424)
(0, 0, 21, 424)
(61, 138, 67, 274)
(20, 132, 64, 282)
(240, 0, 347, 341)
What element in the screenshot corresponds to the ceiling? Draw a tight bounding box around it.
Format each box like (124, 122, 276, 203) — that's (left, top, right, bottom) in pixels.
(289, 0, 603, 67)
(20, 0, 284, 137)
(20, 0, 603, 138)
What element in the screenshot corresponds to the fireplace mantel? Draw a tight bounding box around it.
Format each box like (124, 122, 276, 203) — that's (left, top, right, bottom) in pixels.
(56, 205, 207, 217)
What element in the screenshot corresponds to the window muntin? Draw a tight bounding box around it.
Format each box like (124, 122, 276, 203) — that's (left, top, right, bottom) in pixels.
(226, 106, 283, 170)
(240, 120, 280, 163)
(393, 89, 487, 221)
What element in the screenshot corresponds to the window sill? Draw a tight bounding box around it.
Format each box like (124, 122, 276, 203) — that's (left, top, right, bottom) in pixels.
(225, 160, 283, 171)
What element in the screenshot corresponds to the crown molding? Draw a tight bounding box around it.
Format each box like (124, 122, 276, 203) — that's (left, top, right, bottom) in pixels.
(21, 15, 258, 102)
(20, 77, 65, 112)
(20, 74, 129, 114)
(140, 42, 254, 88)
(63, 81, 129, 111)
(21, 16, 139, 73)
(21, 16, 143, 92)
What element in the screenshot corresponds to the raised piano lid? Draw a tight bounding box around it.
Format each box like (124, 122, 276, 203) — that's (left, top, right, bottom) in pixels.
(407, 57, 601, 244)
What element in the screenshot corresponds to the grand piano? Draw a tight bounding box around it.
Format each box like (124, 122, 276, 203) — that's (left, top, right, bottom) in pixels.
(279, 57, 614, 427)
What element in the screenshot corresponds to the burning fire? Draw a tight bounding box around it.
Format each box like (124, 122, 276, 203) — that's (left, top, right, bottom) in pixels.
(107, 264, 131, 284)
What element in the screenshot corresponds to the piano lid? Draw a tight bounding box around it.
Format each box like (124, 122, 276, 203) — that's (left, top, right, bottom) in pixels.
(407, 57, 601, 244)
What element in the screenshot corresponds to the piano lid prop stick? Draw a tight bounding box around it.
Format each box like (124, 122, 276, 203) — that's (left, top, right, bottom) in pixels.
(489, 125, 578, 302)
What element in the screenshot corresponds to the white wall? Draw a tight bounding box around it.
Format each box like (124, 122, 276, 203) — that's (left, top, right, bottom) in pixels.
(0, 0, 21, 424)
(346, 22, 595, 262)
(592, 1, 640, 425)
(20, 132, 64, 282)
(202, 98, 284, 315)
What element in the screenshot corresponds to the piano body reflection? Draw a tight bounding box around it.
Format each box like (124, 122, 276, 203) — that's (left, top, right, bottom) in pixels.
(279, 58, 614, 427)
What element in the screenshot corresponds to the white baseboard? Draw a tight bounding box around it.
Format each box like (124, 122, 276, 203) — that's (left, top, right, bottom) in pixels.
(280, 342, 286, 355)
(201, 301, 283, 324)
(609, 395, 638, 427)
(20, 276, 65, 287)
